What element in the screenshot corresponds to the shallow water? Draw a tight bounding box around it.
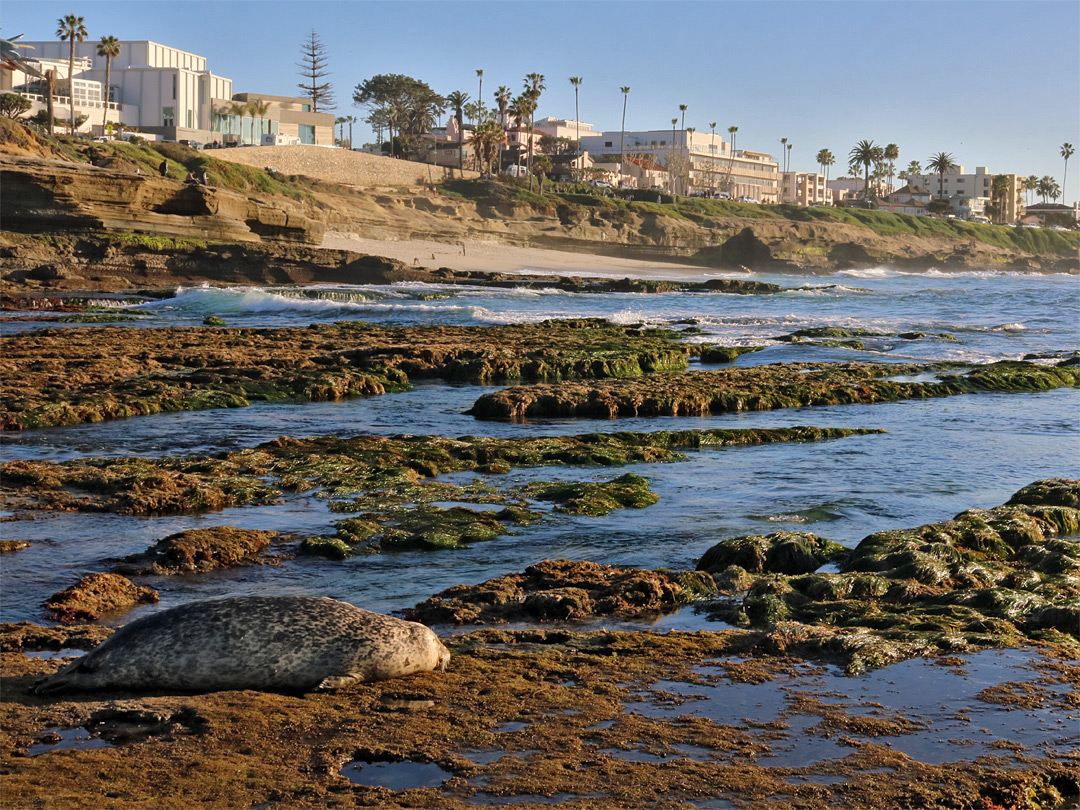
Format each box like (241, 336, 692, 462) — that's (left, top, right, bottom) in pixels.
(2, 265, 1078, 783)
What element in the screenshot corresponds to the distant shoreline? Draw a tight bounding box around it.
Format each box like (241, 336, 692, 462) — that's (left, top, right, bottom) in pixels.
(321, 232, 732, 280)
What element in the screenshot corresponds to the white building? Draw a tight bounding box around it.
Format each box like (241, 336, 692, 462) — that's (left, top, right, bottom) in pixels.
(4, 39, 333, 145)
(580, 129, 779, 200)
(780, 172, 832, 206)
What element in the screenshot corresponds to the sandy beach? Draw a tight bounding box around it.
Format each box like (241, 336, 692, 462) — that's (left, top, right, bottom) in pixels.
(321, 231, 731, 280)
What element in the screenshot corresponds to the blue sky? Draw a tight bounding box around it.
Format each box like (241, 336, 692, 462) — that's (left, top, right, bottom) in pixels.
(5, 0, 1078, 201)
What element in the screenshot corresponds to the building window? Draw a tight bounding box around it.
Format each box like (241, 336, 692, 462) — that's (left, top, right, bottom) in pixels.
(162, 106, 175, 126)
(298, 124, 315, 144)
(187, 109, 193, 128)
(172, 75, 177, 100)
(301, 103, 311, 113)
(660, 140, 666, 146)
(604, 141, 612, 147)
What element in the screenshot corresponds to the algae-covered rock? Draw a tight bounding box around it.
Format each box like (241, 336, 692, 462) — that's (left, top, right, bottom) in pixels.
(0, 540, 31, 553)
(1007, 478, 1080, 509)
(3, 427, 882, 516)
(529, 472, 659, 516)
(469, 360, 1079, 421)
(409, 559, 713, 625)
(44, 573, 159, 624)
(114, 526, 277, 574)
(202, 315, 226, 326)
(699, 345, 765, 364)
(298, 536, 353, 560)
(697, 531, 845, 576)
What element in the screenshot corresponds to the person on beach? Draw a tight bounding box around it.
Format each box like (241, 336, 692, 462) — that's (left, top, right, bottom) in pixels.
(158, 159, 168, 177)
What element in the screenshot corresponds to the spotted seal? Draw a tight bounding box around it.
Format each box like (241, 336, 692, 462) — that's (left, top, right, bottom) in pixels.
(33, 595, 450, 695)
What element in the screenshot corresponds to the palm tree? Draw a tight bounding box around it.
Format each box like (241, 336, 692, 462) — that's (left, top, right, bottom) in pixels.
(446, 90, 469, 172)
(727, 125, 738, 195)
(247, 99, 271, 142)
(883, 143, 899, 192)
(531, 153, 552, 194)
(95, 35, 119, 136)
(779, 137, 788, 174)
(475, 69, 484, 121)
(619, 85, 630, 172)
(821, 150, 835, 197)
(569, 76, 583, 177)
(709, 122, 717, 189)
(523, 73, 545, 184)
(335, 116, 347, 145)
(1025, 174, 1039, 206)
(494, 86, 511, 126)
(56, 14, 87, 135)
(494, 85, 511, 172)
(849, 140, 878, 204)
(679, 103, 687, 132)
(345, 114, 357, 149)
(1061, 143, 1074, 200)
(787, 142, 792, 174)
(926, 151, 957, 200)
(905, 160, 922, 187)
(670, 118, 678, 193)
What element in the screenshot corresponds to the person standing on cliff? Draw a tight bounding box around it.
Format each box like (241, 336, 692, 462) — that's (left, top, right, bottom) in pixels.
(158, 159, 168, 177)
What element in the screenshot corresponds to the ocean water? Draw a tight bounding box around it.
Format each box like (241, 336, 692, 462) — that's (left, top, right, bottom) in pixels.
(1, 265, 1078, 627)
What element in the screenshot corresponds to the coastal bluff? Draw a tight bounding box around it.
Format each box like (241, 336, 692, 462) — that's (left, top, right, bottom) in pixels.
(1, 132, 1077, 289)
(0, 154, 322, 246)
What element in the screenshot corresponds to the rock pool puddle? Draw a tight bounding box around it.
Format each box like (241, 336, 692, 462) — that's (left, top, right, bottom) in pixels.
(342, 759, 453, 789)
(28, 727, 114, 756)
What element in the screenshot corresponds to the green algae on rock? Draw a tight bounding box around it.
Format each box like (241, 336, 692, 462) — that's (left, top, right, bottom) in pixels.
(697, 531, 847, 576)
(410, 559, 715, 625)
(1, 426, 883, 516)
(43, 573, 159, 624)
(703, 479, 1080, 673)
(698, 345, 766, 364)
(113, 527, 278, 575)
(526, 472, 659, 516)
(0, 319, 697, 430)
(469, 360, 1079, 421)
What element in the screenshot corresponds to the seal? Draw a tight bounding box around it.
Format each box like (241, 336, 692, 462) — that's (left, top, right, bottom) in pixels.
(33, 595, 450, 695)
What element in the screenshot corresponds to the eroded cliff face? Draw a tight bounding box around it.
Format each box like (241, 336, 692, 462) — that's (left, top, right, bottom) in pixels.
(310, 187, 1074, 274)
(1, 155, 1076, 289)
(0, 156, 323, 245)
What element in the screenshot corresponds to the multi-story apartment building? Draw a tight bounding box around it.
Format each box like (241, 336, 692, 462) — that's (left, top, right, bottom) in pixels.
(580, 129, 779, 200)
(4, 39, 333, 146)
(908, 166, 1021, 222)
(779, 172, 832, 206)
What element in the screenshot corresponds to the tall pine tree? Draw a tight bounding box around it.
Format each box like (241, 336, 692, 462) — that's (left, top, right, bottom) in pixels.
(296, 30, 334, 112)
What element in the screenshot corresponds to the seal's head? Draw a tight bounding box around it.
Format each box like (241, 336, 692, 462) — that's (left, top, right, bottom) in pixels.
(34, 654, 108, 696)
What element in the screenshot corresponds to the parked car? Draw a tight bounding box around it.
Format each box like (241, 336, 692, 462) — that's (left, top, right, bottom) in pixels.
(736, 195, 760, 204)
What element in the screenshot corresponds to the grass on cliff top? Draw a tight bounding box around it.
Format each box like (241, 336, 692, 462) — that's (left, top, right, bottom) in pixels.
(0, 119, 313, 201)
(438, 175, 1079, 255)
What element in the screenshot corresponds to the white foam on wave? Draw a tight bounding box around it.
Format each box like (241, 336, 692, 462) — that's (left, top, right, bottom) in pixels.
(139, 285, 478, 316)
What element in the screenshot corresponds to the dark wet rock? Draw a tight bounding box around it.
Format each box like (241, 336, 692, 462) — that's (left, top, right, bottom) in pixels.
(201, 315, 226, 326)
(0, 539, 31, 553)
(0, 621, 113, 652)
(699, 345, 765, 364)
(469, 360, 1079, 421)
(527, 473, 658, 516)
(1, 319, 697, 430)
(703, 481, 1080, 671)
(697, 531, 847, 576)
(113, 527, 277, 575)
(409, 559, 714, 625)
(43, 573, 159, 624)
(3, 427, 882, 516)
(1007, 478, 1080, 509)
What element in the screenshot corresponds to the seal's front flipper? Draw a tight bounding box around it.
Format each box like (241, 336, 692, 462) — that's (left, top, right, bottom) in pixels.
(313, 674, 361, 692)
